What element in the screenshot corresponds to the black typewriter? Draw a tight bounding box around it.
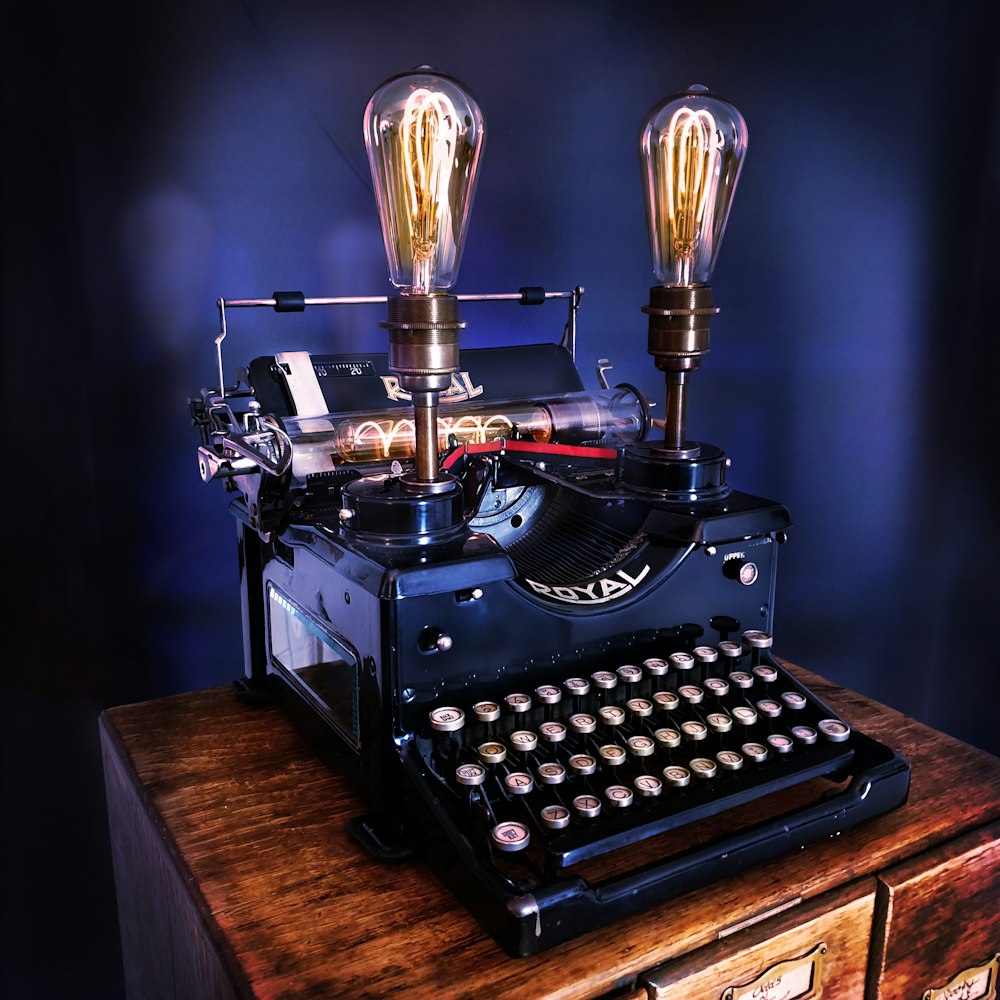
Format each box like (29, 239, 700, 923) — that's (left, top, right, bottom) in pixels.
(190, 69, 910, 957)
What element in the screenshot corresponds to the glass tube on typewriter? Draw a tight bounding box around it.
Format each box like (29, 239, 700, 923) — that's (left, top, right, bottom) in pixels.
(281, 386, 648, 477)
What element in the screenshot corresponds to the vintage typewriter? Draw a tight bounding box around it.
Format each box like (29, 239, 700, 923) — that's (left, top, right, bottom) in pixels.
(190, 69, 910, 957)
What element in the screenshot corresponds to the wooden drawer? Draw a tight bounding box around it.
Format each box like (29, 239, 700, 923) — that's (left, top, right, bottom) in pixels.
(867, 819, 1000, 1000)
(638, 879, 876, 1000)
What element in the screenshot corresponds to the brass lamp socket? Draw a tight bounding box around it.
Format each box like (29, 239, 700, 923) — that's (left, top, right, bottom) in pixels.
(642, 284, 719, 372)
(382, 293, 465, 392)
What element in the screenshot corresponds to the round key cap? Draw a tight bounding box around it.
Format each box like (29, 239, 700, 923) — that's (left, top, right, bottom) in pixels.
(563, 677, 590, 698)
(791, 724, 818, 745)
(654, 690, 680, 711)
(742, 741, 769, 762)
(538, 721, 567, 743)
(654, 727, 681, 748)
(569, 712, 597, 734)
(704, 676, 730, 698)
(643, 657, 668, 677)
(568, 753, 597, 776)
(536, 762, 566, 785)
(505, 692, 532, 714)
(617, 664, 643, 685)
(598, 744, 627, 766)
(455, 762, 487, 785)
(605, 784, 634, 808)
(627, 697, 654, 718)
(663, 764, 691, 787)
(752, 664, 779, 684)
(718, 640, 742, 662)
(591, 670, 617, 690)
(781, 691, 808, 711)
(510, 730, 538, 752)
(743, 629, 773, 649)
(731, 705, 758, 727)
(472, 701, 500, 723)
(693, 645, 719, 666)
(756, 698, 782, 718)
(706, 711, 733, 733)
(818, 719, 852, 743)
(598, 705, 627, 727)
(573, 793, 602, 818)
(668, 651, 695, 672)
(429, 707, 465, 732)
(540, 804, 571, 830)
(729, 670, 754, 689)
(478, 741, 507, 764)
(767, 733, 794, 754)
(678, 683, 704, 704)
(690, 757, 718, 779)
(680, 720, 708, 741)
(716, 749, 744, 771)
(504, 771, 534, 794)
(492, 821, 530, 852)
(633, 774, 663, 797)
(627, 735, 656, 757)
(534, 684, 562, 705)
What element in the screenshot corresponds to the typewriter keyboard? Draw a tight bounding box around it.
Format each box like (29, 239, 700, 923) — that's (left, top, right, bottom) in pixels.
(417, 631, 855, 871)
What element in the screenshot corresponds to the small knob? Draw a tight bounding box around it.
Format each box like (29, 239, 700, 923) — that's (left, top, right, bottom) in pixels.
(418, 627, 453, 653)
(722, 558, 759, 586)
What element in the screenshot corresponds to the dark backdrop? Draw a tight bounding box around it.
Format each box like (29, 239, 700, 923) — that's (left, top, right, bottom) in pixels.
(4, 1, 998, 996)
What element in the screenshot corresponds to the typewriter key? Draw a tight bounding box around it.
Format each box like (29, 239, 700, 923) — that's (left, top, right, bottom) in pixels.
(605, 784, 634, 808)
(718, 640, 743, 664)
(535, 684, 562, 704)
(716, 749, 744, 771)
(510, 730, 539, 753)
(643, 657, 668, 678)
(573, 794, 602, 819)
(492, 821, 530, 852)
(540, 804, 571, 830)
(731, 705, 758, 728)
(592, 670, 617, 689)
(563, 677, 590, 700)
(478, 741, 507, 764)
(634, 774, 663, 797)
(598, 705, 626, 728)
(818, 719, 851, 742)
(668, 651, 695, 673)
(428, 706, 465, 732)
(781, 691, 808, 711)
(455, 762, 487, 786)
(472, 701, 500, 723)
(766, 733, 794, 754)
(704, 676, 730, 698)
(743, 629, 773, 648)
(537, 762, 567, 785)
(690, 757, 718, 780)
(653, 690, 680, 712)
(752, 664, 779, 684)
(729, 670, 754, 689)
(680, 720, 708, 742)
(568, 753, 598, 776)
(663, 764, 691, 787)
(678, 684, 704, 704)
(598, 744, 627, 766)
(741, 741, 769, 762)
(504, 771, 534, 794)
(617, 664, 643, 686)
(654, 727, 681, 748)
(790, 724, 818, 745)
(538, 721, 567, 744)
(505, 692, 532, 716)
(568, 712, 597, 735)
(627, 735, 655, 757)
(626, 697, 654, 719)
(693, 645, 719, 666)
(706, 711, 733, 733)
(756, 698, 782, 718)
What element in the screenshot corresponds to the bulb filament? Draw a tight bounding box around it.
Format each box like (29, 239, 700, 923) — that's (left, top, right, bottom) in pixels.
(401, 88, 460, 293)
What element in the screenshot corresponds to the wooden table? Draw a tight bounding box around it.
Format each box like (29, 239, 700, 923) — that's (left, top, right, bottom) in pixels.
(100, 664, 1000, 999)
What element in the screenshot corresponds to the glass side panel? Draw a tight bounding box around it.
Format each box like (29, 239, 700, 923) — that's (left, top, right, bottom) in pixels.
(267, 584, 360, 749)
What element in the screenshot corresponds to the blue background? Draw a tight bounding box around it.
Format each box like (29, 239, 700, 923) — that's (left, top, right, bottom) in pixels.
(4, 1, 998, 995)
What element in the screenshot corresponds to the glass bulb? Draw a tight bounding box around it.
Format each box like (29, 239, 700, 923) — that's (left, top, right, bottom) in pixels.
(363, 67, 486, 294)
(640, 84, 747, 286)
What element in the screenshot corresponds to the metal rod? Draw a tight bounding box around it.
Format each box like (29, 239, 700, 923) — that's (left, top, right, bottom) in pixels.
(663, 371, 688, 451)
(411, 392, 440, 483)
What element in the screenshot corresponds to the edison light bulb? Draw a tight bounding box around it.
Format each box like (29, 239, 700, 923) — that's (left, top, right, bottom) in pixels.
(364, 67, 486, 294)
(640, 84, 747, 287)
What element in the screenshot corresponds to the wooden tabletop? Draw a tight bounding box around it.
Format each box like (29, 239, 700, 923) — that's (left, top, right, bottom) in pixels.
(100, 664, 1000, 999)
